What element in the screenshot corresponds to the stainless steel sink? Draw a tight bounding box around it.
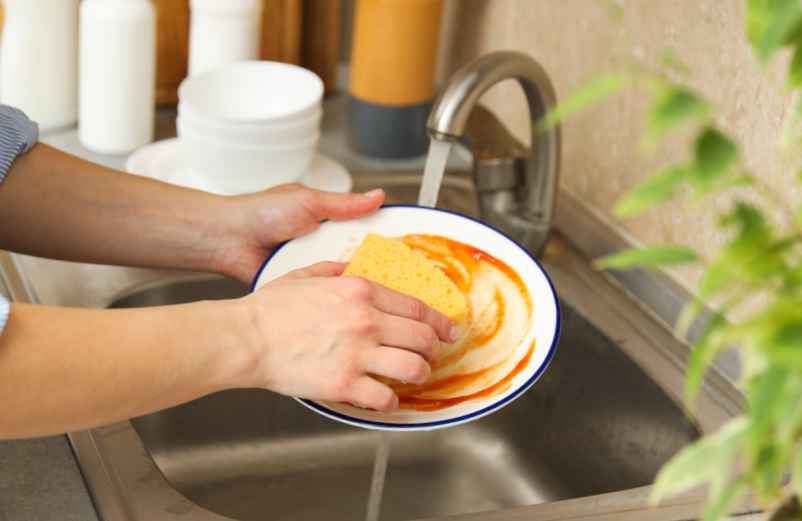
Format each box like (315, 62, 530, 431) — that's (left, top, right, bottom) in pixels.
(67, 172, 748, 521)
(113, 279, 697, 521)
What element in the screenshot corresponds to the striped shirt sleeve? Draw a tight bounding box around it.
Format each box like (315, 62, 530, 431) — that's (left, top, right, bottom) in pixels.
(0, 105, 38, 182)
(0, 105, 38, 335)
(0, 296, 10, 335)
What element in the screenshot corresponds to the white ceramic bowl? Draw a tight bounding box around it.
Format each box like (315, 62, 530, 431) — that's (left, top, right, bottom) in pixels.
(177, 100, 321, 127)
(177, 106, 322, 145)
(178, 61, 324, 124)
(178, 122, 318, 193)
(251, 206, 561, 431)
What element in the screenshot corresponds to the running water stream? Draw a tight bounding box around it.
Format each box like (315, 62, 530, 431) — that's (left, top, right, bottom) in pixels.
(364, 137, 451, 521)
(418, 138, 453, 208)
(365, 433, 391, 521)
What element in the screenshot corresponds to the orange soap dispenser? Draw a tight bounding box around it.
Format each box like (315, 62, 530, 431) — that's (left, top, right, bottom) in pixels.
(348, 0, 444, 159)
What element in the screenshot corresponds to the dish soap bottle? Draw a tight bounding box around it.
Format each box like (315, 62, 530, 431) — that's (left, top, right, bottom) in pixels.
(0, 0, 80, 131)
(348, 0, 444, 159)
(80, 0, 156, 154)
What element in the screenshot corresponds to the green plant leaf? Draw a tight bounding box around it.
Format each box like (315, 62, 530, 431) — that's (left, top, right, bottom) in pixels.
(686, 313, 729, 408)
(647, 86, 710, 143)
(747, 0, 802, 63)
(687, 174, 755, 206)
(708, 173, 755, 192)
(782, 16, 802, 46)
(783, 261, 802, 291)
(689, 127, 740, 195)
(790, 46, 802, 87)
(752, 443, 787, 499)
(613, 165, 690, 218)
(743, 351, 771, 387)
(746, 0, 768, 49)
(720, 202, 771, 242)
(695, 127, 738, 171)
(766, 321, 802, 369)
(735, 296, 802, 346)
(742, 364, 800, 501)
(539, 74, 628, 129)
(779, 387, 802, 444)
(767, 1, 802, 57)
(651, 417, 749, 504)
(595, 246, 698, 270)
(748, 366, 791, 437)
(698, 259, 741, 302)
(702, 479, 748, 521)
(676, 298, 705, 341)
(697, 203, 781, 299)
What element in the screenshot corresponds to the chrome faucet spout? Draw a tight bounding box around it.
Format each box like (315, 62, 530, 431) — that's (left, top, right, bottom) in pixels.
(426, 51, 561, 256)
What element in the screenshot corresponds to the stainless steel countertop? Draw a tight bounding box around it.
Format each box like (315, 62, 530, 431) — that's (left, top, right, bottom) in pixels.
(0, 436, 99, 521)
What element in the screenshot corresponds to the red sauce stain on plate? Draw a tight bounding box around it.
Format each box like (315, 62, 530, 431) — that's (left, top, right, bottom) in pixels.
(389, 235, 534, 411)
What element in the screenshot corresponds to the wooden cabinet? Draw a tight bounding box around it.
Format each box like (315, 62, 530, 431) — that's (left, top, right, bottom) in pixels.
(261, 0, 303, 65)
(302, 0, 342, 93)
(154, 0, 190, 105)
(153, 0, 340, 106)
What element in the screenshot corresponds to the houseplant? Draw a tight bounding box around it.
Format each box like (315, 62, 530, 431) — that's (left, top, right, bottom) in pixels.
(547, 1, 802, 520)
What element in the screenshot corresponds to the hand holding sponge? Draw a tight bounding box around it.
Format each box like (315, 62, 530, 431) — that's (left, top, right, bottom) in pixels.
(344, 234, 468, 323)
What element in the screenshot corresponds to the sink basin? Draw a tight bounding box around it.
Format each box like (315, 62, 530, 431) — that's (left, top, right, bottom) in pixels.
(114, 278, 698, 521)
(68, 172, 745, 521)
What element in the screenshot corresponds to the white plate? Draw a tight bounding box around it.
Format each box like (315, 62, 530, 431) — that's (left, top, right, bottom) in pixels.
(125, 138, 352, 195)
(251, 206, 561, 431)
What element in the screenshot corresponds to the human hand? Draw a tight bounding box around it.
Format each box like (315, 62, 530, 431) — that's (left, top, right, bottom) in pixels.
(237, 262, 457, 411)
(210, 184, 384, 284)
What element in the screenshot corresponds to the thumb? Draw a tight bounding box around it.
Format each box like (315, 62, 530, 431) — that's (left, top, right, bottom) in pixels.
(310, 188, 385, 221)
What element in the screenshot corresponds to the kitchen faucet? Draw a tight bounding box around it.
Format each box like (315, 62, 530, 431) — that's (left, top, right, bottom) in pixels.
(427, 51, 561, 256)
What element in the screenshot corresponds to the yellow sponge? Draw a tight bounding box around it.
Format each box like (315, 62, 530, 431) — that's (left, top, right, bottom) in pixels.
(344, 234, 468, 322)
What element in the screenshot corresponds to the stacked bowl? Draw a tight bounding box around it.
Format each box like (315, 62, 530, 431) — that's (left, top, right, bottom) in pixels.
(177, 61, 324, 195)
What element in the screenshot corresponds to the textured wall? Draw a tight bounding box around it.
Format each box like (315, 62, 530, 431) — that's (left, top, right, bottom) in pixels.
(441, 0, 794, 291)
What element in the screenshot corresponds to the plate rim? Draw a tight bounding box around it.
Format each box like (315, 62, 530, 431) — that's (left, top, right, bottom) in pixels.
(249, 204, 561, 430)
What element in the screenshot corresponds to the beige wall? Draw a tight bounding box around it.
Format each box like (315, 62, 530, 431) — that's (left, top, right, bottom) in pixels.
(440, 0, 794, 292)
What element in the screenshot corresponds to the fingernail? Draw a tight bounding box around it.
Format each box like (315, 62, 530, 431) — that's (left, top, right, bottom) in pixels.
(363, 188, 384, 198)
(449, 326, 460, 343)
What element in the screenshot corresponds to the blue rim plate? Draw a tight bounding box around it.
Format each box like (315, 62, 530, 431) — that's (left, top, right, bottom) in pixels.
(250, 205, 561, 431)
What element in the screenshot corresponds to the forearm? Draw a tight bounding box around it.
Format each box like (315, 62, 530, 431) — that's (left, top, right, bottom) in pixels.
(0, 143, 235, 272)
(0, 300, 254, 439)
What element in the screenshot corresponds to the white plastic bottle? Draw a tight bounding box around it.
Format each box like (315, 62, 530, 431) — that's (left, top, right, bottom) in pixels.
(79, 0, 156, 154)
(189, 0, 263, 77)
(1, 0, 80, 132)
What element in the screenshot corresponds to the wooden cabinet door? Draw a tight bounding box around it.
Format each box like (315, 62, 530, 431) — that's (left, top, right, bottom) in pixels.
(154, 0, 190, 105)
(148, 0, 341, 105)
